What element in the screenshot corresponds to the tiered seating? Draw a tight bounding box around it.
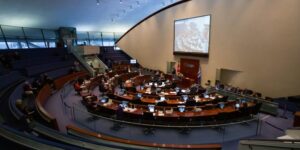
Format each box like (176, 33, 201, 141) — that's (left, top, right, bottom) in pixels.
(99, 46, 131, 65)
(25, 61, 74, 76)
(9, 48, 75, 77)
(0, 64, 6, 75)
(0, 71, 24, 91)
(8, 81, 27, 120)
(1, 49, 118, 149)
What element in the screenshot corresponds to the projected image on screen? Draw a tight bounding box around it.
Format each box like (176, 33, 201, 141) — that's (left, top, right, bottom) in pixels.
(174, 15, 210, 55)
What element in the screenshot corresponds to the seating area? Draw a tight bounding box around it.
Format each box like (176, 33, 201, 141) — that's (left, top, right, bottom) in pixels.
(98, 46, 132, 67)
(0, 71, 24, 90)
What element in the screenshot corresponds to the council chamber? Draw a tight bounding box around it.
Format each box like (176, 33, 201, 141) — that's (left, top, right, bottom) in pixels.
(0, 0, 300, 150)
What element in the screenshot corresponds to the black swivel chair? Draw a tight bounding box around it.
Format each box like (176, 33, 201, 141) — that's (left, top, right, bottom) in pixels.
(185, 100, 196, 106)
(156, 101, 167, 106)
(142, 112, 156, 124)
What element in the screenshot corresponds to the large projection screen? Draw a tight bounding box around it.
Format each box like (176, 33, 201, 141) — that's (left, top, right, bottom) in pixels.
(174, 15, 211, 57)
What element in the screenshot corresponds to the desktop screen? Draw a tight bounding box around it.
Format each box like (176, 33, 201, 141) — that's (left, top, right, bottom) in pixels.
(130, 59, 137, 64)
(178, 105, 186, 112)
(182, 95, 188, 101)
(100, 97, 108, 103)
(137, 93, 142, 98)
(148, 105, 155, 112)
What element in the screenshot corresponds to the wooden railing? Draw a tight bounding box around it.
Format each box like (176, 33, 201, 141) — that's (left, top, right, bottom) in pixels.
(35, 71, 87, 130)
(66, 125, 222, 149)
(54, 71, 87, 89)
(35, 84, 58, 130)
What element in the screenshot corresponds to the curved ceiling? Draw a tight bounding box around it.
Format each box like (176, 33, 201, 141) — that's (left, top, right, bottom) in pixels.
(0, 0, 180, 33)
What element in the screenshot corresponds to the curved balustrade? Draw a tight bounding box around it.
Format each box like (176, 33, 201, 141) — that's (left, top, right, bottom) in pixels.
(66, 125, 222, 150)
(35, 71, 87, 130)
(35, 84, 59, 130)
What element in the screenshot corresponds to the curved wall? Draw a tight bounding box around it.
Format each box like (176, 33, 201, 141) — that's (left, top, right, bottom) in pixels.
(117, 0, 300, 97)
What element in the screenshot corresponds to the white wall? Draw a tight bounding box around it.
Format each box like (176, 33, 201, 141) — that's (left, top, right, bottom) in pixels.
(117, 0, 300, 98)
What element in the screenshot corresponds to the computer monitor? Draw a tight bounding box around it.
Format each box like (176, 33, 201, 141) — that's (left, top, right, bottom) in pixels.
(175, 87, 180, 93)
(182, 95, 188, 101)
(160, 96, 166, 101)
(100, 97, 108, 103)
(219, 102, 225, 109)
(137, 93, 142, 98)
(118, 89, 125, 95)
(130, 59, 137, 64)
(204, 94, 209, 98)
(240, 98, 247, 103)
(121, 101, 128, 108)
(235, 103, 240, 109)
(178, 105, 186, 112)
(148, 104, 155, 112)
(149, 82, 153, 86)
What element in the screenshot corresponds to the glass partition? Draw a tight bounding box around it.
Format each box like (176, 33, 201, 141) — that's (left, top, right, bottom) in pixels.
(0, 24, 123, 50)
(0, 38, 7, 49)
(102, 32, 115, 46)
(0, 25, 59, 49)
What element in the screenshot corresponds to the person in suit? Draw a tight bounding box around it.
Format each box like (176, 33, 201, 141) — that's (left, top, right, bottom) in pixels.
(116, 104, 124, 120)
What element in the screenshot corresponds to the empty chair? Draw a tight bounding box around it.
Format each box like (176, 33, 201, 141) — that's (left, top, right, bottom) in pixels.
(216, 112, 229, 124)
(156, 101, 167, 106)
(142, 112, 156, 124)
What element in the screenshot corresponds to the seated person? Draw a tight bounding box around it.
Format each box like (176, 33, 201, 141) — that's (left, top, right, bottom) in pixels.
(23, 81, 37, 96)
(16, 99, 35, 116)
(98, 80, 108, 95)
(73, 80, 83, 95)
(84, 75, 92, 85)
(159, 73, 165, 81)
(42, 73, 55, 89)
(68, 66, 77, 74)
(190, 84, 199, 94)
(205, 80, 211, 88)
(116, 104, 124, 120)
(32, 78, 42, 91)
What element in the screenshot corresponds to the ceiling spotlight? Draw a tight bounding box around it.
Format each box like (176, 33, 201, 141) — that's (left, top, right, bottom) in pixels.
(96, 0, 100, 5)
(120, 0, 122, 4)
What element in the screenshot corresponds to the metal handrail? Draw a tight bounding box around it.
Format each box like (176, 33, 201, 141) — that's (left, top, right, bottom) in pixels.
(70, 46, 95, 77)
